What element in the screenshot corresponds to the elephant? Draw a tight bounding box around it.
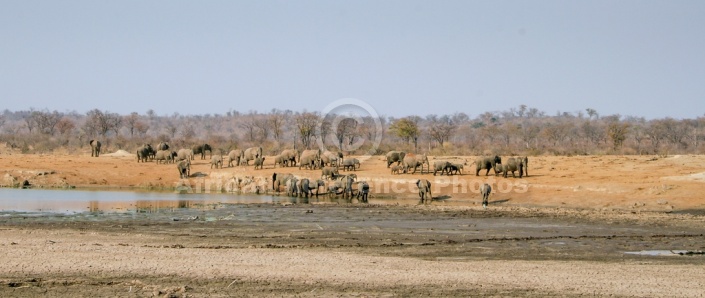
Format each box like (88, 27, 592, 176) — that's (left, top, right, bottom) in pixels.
(136, 144, 154, 163)
(385, 151, 406, 168)
(341, 158, 360, 171)
(390, 165, 403, 175)
(253, 157, 265, 170)
(341, 175, 356, 200)
(177, 159, 191, 179)
(286, 177, 299, 197)
(242, 147, 263, 165)
(227, 149, 243, 167)
(176, 148, 193, 161)
(211, 155, 223, 169)
(89, 140, 101, 157)
(480, 183, 492, 208)
(402, 153, 429, 174)
(299, 149, 321, 170)
(272, 154, 287, 168)
(298, 178, 311, 198)
(356, 181, 370, 203)
(416, 179, 432, 204)
(432, 161, 452, 176)
(156, 142, 169, 151)
(299, 179, 325, 198)
(279, 149, 298, 167)
(320, 151, 341, 167)
(475, 156, 502, 176)
(501, 157, 523, 178)
(272, 173, 295, 191)
(449, 163, 464, 175)
(327, 175, 355, 198)
(520, 156, 529, 177)
(155, 150, 176, 164)
(321, 166, 339, 180)
(191, 144, 212, 160)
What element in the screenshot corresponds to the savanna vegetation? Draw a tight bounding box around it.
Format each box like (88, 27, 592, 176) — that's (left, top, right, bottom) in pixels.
(1, 105, 703, 156)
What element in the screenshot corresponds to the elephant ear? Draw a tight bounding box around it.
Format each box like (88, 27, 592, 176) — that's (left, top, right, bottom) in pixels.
(415, 179, 421, 186)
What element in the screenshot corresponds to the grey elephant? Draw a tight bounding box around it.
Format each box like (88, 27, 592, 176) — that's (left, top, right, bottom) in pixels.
(89, 140, 101, 157)
(416, 179, 432, 204)
(519, 156, 529, 177)
(155, 150, 176, 164)
(136, 144, 154, 163)
(390, 165, 403, 175)
(341, 175, 356, 200)
(227, 149, 243, 167)
(279, 149, 298, 167)
(403, 153, 429, 174)
(298, 178, 311, 198)
(191, 144, 212, 160)
(320, 151, 341, 167)
(272, 154, 287, 168)
(242, 147, 263, 165)
(480, 183, 491, 208)
(176, 148, 193, 161)
(253, 157, 265, 170)
(501, 157, 523, 178)
(272, 173, 295, 191)
(475, 156, 502, 176)
(156, 142, 169, 151)
(449, 163, 464, 175)
(299, 149, 321, 170)
(342, 158, 360, 171)
(321, 166, 339, 180)
(432, 161, 452, 176)
(356, 181, 370, 203)
(299, 178, 325, 198)
(286, 177, 299, 197)
(385, 151, 406, 168)
(211, 155, 223, 169)
(177, 159, 191, 179)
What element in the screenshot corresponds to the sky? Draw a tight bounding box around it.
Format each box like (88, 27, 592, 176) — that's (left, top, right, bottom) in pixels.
(1, 1, 704, 119)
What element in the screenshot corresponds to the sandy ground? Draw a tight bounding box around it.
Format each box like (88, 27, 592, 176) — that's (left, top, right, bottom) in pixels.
(1, 150, 705, 296)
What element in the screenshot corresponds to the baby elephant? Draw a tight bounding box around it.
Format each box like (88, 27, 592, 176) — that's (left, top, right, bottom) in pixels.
(390, 165, 403, 175)
(415, 179, 432, 204)
(357, 181, 370, 203)
(210, 155, 223, 169)
(177, 160, 191, 179)
(480, 183, 492, 208)
(253, 157, 265, 170)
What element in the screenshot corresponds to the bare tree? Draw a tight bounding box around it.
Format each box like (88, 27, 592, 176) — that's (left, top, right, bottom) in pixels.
(427, 115, 457, 147)
(124, 112, 140, 137)
(269, 109, 286, 142)
(56, 117, 75, 135)
(604, 115, 629, 151)
(32, 110, 62, 135)
(295, 112, 320, 149)
(239, 114, 258, 143)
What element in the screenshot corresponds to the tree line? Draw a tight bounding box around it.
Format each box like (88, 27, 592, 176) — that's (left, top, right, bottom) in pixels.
(0, 105, 703, 156)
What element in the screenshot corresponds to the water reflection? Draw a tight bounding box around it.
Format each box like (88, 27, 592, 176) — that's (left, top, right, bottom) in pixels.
(0, 188, 408, 214)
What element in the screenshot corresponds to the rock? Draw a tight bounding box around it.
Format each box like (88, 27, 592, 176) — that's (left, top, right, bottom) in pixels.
(657, 199, 669, 205)
(2, 173, 19, 188)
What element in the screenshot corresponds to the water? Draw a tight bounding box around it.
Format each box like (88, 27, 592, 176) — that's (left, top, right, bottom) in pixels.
(0, 188, 340, 214)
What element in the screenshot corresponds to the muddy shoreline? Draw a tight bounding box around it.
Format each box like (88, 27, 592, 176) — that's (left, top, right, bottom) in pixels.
(2, 204, 705, 297)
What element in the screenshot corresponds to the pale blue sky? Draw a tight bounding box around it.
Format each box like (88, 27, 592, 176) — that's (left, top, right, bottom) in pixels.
(1, 1, 704, 119)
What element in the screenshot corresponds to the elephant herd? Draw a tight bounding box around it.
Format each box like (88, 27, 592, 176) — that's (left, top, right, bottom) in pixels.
(271, 172, 369, 203)
(89, 140, 529, 205)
